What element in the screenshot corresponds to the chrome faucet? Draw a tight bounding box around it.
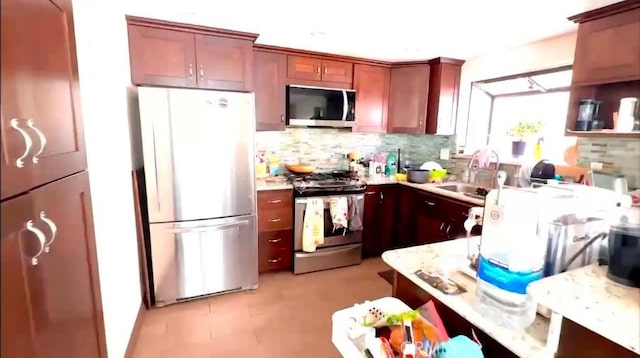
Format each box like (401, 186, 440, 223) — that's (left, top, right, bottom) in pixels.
(466, 149, 500, 187)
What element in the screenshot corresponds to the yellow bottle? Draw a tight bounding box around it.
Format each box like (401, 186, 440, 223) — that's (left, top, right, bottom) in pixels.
(533, 137, 544, 162)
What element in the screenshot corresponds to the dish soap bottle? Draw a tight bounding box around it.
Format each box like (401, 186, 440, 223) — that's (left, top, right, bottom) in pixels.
(533, 137, 544, 162)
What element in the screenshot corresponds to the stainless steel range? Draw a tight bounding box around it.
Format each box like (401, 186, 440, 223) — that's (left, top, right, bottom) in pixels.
(291, 171, 366, 274)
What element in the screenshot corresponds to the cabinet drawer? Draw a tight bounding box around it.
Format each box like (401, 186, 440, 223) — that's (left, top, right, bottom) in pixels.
(257, 190, 292, 211)
(259, 247, 292, 272)
(258, 207, 292, 231)
(258, 229, 292, 251)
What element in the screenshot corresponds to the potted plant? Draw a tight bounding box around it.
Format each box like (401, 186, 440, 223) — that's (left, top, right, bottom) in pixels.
(508, 121, 543, 157)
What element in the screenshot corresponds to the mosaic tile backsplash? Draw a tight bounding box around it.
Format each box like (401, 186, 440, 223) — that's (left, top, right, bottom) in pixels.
(255, 128, 456, 170)
(577, 137, 640, 189)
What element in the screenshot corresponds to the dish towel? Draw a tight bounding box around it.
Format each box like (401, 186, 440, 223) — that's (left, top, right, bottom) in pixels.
(302, 198, 324, 252)
(329, 197, 349, 232)
(348, 196, 363, 231)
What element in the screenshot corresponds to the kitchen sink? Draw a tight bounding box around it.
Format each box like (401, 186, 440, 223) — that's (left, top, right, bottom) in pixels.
(435, 183, 489, 199)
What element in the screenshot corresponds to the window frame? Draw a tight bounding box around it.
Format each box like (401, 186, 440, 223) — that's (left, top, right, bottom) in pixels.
(464, 65, 573, 150)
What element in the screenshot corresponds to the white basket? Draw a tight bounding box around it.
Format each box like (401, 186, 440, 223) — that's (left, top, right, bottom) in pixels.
(331, 297, 412, 358)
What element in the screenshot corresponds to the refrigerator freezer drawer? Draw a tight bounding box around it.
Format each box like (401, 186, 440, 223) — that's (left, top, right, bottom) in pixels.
(149, 215, 258, 306)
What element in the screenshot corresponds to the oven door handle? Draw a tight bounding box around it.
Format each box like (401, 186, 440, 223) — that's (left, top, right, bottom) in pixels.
(296, 245, 359, 258)
(296, 195, 364, 205)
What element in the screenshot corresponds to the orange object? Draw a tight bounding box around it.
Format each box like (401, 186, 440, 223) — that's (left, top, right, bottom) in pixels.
(388, 318, 441, 354)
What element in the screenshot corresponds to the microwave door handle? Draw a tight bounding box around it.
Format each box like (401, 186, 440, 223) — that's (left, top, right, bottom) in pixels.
(342, 90, 348, 121)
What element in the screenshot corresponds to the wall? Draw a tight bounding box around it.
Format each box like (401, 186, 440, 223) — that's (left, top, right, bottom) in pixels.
(72, 1, 142, 357)
(255, 128, 456, 169)
(577, 138, 640, 189)
(456, 32, 578, 148)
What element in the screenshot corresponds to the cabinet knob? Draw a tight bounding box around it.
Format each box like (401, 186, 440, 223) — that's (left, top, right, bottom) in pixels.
(10, 118, 33, 168)
(27, 119, 46, 164)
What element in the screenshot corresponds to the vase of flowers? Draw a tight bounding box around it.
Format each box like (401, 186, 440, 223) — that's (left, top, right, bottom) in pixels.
(508, 121, 543, 157)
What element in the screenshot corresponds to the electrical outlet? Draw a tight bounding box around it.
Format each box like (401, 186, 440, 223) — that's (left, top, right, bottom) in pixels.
(439, 148, 450, 160)
(590, 162, 603, 170)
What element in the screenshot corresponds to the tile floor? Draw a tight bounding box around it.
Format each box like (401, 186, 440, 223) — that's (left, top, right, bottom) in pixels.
(132, 258, 392, 357)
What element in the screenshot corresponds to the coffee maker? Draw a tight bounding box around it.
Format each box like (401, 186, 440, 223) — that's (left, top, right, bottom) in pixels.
(574, 99, 602, 131)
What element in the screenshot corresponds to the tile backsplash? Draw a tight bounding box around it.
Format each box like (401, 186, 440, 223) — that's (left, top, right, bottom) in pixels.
(577, 137, 640, 189)
(255, 128, 456, 169)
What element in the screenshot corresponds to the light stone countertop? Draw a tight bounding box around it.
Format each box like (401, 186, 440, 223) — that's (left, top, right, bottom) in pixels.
(528, 265, 640, 355)
(382, 238, 553, 358)
(255, 179, 292, 191)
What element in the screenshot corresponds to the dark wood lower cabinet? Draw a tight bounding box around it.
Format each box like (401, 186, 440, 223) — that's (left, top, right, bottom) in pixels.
(0, 171, 106, 358)
(362, 185, 397, 257)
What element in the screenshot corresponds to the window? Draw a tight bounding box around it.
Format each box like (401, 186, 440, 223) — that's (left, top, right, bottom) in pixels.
(463, 66, 576, 164)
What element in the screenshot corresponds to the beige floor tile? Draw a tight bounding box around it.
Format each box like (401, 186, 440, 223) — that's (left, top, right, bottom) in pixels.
(133, 258, 392, 358)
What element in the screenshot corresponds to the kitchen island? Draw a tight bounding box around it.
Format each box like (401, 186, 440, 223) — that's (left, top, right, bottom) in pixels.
(382, 238, 640, 358)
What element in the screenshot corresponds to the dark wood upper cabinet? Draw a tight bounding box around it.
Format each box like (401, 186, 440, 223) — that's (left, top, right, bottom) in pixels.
(426, 58, 465, 135)
(27, 171, 106, 358)
(353, 64, 390, 133)
(127, 25, 197, 88)
(126, 16, 258, 91)
(570, 2, 640, 86)
(1, 195, 37, 358)
(321, 59, 354, 83)
(254, 50, 287, 131)
(287, 55, 323, 81)
(1, 0, 86, 200)
(287, 55, 353, 85)
(387, 65, 430, 134)
(194, 34, 254, 91)
(565, 1, 640, 138)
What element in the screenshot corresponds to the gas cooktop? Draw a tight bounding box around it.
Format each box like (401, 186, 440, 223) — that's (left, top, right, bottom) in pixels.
(288, 171, 366, 196)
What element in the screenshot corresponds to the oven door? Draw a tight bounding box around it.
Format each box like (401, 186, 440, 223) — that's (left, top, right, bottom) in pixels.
(287, 85, 356, 128)
(293, 194, 364, 251)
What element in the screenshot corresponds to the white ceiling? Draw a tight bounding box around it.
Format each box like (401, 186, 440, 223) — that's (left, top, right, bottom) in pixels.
(123, 0, 622, 61)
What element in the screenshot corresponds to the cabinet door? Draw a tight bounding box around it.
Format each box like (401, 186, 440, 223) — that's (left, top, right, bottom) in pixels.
(321, 59, 353, 84)
(414, 197, 446, 245)
(27, 172, 106, 358)
(362, 187, 381, 257)
(353, 64, 390, 133)
(378, 185, 397, 253)
(127, 25, 197, 87)
(572, 8, 640, 85)
(387, 65, 430, 134)
(287, 55, 322, 81)
(1, 0, 87, 197)
(426, 62, 462, 135)
(194, 34, 253, 91)
(1, 195, 38, 358)
(254, 51, 287, 131)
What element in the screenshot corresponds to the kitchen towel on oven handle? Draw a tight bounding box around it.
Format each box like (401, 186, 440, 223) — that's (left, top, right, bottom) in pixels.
(330, 196, 349, 232)
(302, 198, 325, 252)
(348, 196, 362, 231)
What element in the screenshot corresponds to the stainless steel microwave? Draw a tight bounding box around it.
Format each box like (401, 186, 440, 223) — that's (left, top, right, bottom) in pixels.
(286, 85, 356, 128)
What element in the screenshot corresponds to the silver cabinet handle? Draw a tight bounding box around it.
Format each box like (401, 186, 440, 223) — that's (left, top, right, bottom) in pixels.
(188, 64, 194, 79)
(268, 199, 282, 204)
(324, 66, 328, 74)
(25, 220, 46, 266)
(199, 65, 204, 80)
(280, 114, 284, 123)
(425, 200, 436, 206)
(39, 211, 57, 253)
(27, 119, 46, 164)
(268, 258, 282, 263)
(269, 218, 281, 223)
(268, 238, 282, 243)
(365, 191, 376, 195)
(316, 66, 320, 74)
(379, 192, 384, 201)
(10, 118, 33, 168)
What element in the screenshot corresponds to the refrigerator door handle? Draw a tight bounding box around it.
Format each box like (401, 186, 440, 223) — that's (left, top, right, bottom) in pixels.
(172, 220, 249, 234)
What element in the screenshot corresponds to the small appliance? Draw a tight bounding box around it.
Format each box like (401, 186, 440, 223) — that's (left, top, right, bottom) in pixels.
(287, 85, 356, 128)
(606, 220, 640, 288)
(574, 99, 601, 131)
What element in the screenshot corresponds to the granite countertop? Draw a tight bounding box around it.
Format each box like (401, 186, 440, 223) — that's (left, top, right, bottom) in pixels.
(382, 238, 553, 357)
(528, 265, 640, 355)
(363, 177, 485, 206)
(255, 179, 292, 191)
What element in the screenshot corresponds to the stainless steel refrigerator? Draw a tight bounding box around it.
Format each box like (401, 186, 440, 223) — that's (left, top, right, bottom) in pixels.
(134, 87, 257, 307)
